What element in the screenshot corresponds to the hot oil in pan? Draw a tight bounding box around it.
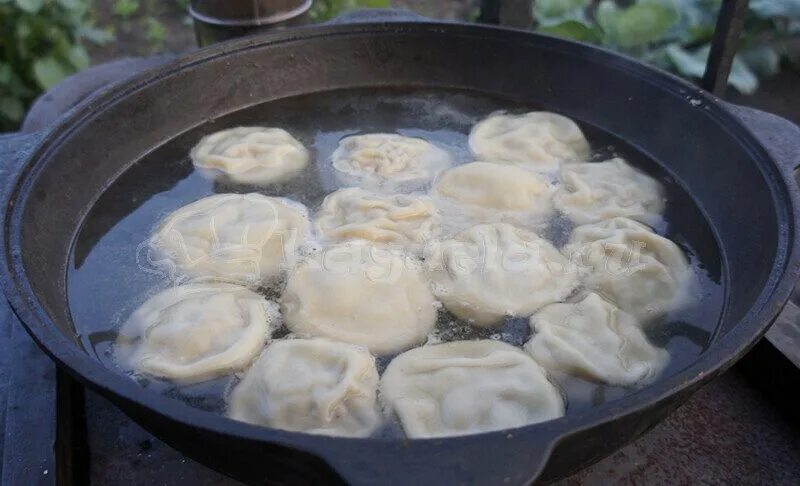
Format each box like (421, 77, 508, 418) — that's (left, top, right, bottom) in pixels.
(67, 88, 724, 433)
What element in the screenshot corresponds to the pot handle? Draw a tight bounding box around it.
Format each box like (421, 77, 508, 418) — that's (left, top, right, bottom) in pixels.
(724, 104, 800, 182)
(309, 428, 559, 485)
(0, 131, 43, 202)
(323, 8, 430, 25)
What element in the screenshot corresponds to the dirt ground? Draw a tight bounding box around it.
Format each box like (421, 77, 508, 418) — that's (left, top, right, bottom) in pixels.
(86, 0, 799, 124)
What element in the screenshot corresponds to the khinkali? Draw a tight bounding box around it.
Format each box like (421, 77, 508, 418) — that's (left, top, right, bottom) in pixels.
(315, 188, 440, 252)
(425, 223, 579, 326)
(227, 338, 381, 437)
(281, 242, 437, 355)
(562, 217, 692, 321)
(525, 293, 669, 386)
(554, 158, 665, 225)
(380, 340, 564, 438)
(331, 133, 452, 191)
(115, 283, 277, 382)
(190, 127, 309, 185)
(151, 193, 310, 286)
(468, 112, 590, 171)
(433, 162, 556, 225)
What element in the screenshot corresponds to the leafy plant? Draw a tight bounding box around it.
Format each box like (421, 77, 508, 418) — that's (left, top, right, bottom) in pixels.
(144, 16, 166, 49)
(308, 0, 390, 22)
(113, 0, 139, 19)
(533, 0, 800, 94)
(0, 0, 110, 132)
(107, 0, 182, 55)
(172, 0, 192, 25)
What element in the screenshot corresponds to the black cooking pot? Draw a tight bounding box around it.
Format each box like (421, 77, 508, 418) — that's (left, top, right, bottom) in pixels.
(2, 12, 800, 485)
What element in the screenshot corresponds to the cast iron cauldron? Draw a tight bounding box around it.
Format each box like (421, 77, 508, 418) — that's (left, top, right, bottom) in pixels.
(2, 12, 800, 485)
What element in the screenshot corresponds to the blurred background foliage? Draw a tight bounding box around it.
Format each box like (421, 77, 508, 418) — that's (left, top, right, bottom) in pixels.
(0, 0, 112, 130)
(533, 0, 800, 95)
(1, 0, 799, 131)
(309, 0, 390, 21)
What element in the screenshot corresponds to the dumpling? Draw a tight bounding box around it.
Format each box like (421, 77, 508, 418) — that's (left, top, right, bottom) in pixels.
(150, 193, 311, 286)
(281, 242, 437, 355)
(468, 112, 590, 171)
(554, 158, 665, 225)
(315, 188, 440, 252)
(433, 162, 556, 225)
(425, 223, 579, 326)
(190, 127, 309, 185)
(227, 338, 381, 437)
(331, 133, 452, 191)
(434, 162, 555, 213)
(380, 340, 564, 438)
(562, 217, 692, 321)
(524, 293, 669, 386)
(115, 283, 277, 382)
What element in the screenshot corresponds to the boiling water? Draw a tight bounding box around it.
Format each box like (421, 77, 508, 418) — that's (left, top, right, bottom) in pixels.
(67, 89, 725, 432)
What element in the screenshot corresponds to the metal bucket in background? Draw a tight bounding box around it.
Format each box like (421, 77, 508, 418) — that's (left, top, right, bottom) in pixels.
(189, 0, 312, 46)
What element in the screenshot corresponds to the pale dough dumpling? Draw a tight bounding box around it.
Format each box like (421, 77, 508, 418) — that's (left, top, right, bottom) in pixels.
(151, 193, 311, 286)
(227, 338, 381, 437)
(562, 217, 692, 321)
(554, 158, 665, 225)
(525, 293, 669, 386)
(190, 127, 309, 185)
(433, 162, 556, 224)
(315, 188, 440, 251)
(331, 133, 452, 190)
(469, 112, 590, 171)
(115, 283, 277, 382)
(425, 223, 579, 326)
(281, 242, 437, 355)
(380, 340, 564, 438)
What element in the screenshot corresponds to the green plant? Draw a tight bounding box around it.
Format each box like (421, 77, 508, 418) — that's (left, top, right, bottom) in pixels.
(144, 16, 166, 49)
(534, 0, 800, 94)
(173, 0, 192, 25)
(308, 0, 390, 22)
(0, 0, 110, 131)
(113, 0, 139, 19)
